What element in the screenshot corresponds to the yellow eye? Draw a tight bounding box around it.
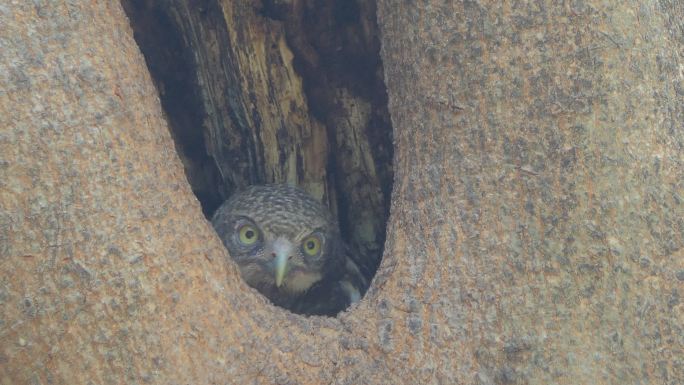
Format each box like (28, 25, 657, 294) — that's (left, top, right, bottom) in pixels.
(238, 224, 259, 246)
(302, 235, 321, 256)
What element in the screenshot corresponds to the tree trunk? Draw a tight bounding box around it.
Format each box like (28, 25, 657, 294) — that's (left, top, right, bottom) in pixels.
(1, 1, 682, 385)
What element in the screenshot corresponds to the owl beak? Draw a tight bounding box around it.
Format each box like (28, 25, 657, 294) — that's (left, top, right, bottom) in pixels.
(272, 238, 293, 288)
(274, 252, 288, 287)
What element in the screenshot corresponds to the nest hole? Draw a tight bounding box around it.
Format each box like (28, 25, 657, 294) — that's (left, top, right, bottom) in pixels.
(122, 0, 393, 316)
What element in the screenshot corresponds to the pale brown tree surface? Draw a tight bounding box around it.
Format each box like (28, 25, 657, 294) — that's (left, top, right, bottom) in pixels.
(1, 1, 683, 385)
(377, 1, 684, 383)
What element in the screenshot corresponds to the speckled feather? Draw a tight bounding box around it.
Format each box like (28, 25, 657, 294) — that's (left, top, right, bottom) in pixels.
(211, 184, 367, 316)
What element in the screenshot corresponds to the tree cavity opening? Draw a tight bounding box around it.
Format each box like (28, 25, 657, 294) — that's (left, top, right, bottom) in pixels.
(122, 0, 392, 316)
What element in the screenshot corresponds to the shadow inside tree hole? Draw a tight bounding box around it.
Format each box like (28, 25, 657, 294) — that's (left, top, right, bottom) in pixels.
(121, 0, 392, 316)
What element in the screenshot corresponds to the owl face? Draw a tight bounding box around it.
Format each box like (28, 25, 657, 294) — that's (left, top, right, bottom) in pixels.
(212, 185, 342, 295)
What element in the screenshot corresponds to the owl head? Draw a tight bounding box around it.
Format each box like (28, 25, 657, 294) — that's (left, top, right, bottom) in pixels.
(211, 184, 344, 296)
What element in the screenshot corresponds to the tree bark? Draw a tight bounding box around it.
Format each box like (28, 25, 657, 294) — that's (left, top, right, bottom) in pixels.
(1, 1, 682, 385)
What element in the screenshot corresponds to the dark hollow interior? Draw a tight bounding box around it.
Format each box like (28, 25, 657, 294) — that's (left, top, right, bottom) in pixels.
(121, 0, 393, 315)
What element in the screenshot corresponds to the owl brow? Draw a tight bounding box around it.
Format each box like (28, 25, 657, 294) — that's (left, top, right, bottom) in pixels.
(298, 227, 326, 241)
(231, 215, 257, 228)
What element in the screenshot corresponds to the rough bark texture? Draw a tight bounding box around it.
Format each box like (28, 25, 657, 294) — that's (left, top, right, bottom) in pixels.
(1, 2, 682, 385)
(377, 1, 684, 383)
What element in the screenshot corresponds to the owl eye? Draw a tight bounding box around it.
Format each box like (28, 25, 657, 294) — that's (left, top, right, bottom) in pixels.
(301, 234, 322, 256)
(237, 224, 260, 246)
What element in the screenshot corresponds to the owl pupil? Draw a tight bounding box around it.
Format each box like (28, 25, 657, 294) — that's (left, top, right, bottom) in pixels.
(245, 230, 254, 239)
(307, 241, 315, 249)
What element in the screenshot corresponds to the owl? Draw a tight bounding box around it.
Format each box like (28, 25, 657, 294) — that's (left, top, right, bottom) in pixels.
(211, 184, 368, 316)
